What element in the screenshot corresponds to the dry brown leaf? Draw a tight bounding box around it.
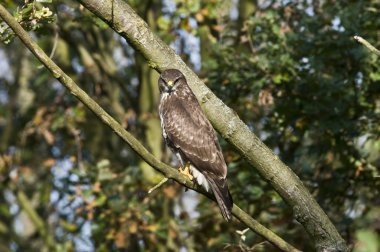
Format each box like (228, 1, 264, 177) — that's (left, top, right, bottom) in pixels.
(128, 221, 138, 234)
(168, 225, 177, 238)
(258, 89, 274, 106)
(87, 210, 94, 221)
(32, 107, 47, 126)
(145, 224, 158, 233)
(115, 231, 127, 248)
(195, 12, 204, 22)
(43, 158, 56, 168)
(92, 181, 101, 193)
(212, 24, 224, 32)
(163, 186, 177, 198)
(42, 129, 55, 145)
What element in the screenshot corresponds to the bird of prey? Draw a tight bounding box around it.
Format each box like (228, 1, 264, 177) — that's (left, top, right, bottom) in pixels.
(158, 69, 233, 220)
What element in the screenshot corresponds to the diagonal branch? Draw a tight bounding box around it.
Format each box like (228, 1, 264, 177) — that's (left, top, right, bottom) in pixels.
(0, 4, 300, 252)
(75, 1, 348, 251)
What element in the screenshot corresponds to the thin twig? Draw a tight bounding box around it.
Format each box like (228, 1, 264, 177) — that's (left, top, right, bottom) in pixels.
(148, 177, 169, 193)
(0, 4, 300, 251)
(354, 35, 380, 56)
(37, 30, 59, 69)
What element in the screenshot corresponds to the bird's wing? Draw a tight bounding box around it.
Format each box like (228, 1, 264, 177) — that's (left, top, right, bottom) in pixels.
(162, 92, 227, 179)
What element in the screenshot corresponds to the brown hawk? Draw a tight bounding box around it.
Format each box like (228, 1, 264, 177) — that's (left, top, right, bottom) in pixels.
(158, 69, 233, 220)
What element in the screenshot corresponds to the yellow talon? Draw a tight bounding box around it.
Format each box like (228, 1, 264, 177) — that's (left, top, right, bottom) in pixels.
(178, 162, 193, 180)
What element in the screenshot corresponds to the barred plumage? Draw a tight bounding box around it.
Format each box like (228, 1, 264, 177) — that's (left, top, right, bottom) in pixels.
(158, 69, 233, 220)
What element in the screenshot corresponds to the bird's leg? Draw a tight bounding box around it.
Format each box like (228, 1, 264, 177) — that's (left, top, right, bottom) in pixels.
(178, 162, 193, 180)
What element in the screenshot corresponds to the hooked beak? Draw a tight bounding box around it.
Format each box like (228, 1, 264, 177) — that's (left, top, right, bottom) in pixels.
(167, 80, 174, 93)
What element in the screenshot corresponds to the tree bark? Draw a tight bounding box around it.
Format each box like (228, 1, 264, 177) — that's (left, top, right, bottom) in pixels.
(136, 8, 163, 184)
(76, 1, 348, 251)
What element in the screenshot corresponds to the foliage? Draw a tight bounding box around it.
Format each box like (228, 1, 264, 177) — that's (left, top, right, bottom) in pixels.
(204, 1, 380, 250)
(0, 0, 54, 43)
(0, 0, 379, 251)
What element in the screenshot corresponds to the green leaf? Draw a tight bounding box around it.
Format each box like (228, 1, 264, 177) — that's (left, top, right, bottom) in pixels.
(369, 71, 380, 81)
(97, 159, 111, 170)
(157, 16, 170, 31)
(354, 230, 380, 252)
(59, 219, 78, 233)
(272, 74, 283, 84)
(249, 186, 264, 200)
(95, 194, 107, 207)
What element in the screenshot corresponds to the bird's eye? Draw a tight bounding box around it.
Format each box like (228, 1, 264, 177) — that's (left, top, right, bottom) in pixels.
(172, 77, 180, 85)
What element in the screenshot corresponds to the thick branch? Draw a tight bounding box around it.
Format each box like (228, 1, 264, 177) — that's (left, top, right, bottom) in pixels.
(0, 4, 299, 252)
(76, 1, 348, 251)
(354, 35, 380, 56)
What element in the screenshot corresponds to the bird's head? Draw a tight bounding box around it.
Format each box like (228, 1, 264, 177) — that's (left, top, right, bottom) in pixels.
(158, 69, 185, 94)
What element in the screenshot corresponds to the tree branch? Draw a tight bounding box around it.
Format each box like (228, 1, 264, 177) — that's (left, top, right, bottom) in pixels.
(0, 4, 299, 252)
(75, 1, 348, 251)
(354, 35, 380, 56)
(16, 190, 55, 250)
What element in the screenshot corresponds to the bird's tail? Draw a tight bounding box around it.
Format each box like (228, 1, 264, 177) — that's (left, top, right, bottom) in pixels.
(207, 175, 233, 221)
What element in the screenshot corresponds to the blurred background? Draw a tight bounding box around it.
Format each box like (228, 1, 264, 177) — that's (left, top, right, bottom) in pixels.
(0, 0, 379, 251)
